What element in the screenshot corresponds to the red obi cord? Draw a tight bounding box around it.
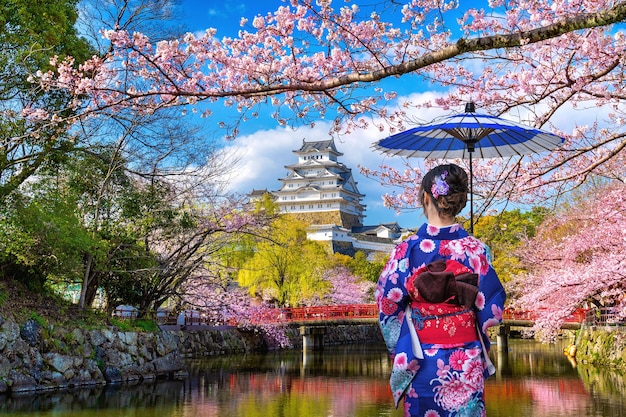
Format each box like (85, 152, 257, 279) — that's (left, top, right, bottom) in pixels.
(411, 301, 478, 344)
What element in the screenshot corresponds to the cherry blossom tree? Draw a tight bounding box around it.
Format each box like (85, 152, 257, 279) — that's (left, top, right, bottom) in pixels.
(24, 0, 626, 216)
(308, 266, 375, 305)
(508, 181, 626, 341)
(182, 279, 293, 349)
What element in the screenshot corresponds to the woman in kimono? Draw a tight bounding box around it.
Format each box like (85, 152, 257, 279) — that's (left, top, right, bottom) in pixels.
(376, 164, 506, 417)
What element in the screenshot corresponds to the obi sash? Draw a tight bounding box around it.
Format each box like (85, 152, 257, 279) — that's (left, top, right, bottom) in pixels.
(410, 301, 478, 344)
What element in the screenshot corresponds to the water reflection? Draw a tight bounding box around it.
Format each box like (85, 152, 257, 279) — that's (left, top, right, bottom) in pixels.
(0, 381, 184, 416)
(182, 346, 398, 417)
(0, 340, 624, 416)
(486, 339, 626, 417)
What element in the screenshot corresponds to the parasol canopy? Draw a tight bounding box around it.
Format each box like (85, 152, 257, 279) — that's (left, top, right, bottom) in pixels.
(372, 103, 564, 233)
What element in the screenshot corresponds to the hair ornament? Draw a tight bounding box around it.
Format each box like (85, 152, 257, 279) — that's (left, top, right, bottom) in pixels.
(431, 170, 449, 199)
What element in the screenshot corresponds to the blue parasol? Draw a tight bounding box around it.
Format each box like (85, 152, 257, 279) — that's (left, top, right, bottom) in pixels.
(372, 103, 564, 233)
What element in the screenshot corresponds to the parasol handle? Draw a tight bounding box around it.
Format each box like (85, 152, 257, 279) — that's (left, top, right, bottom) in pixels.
(469, 148, 474, 235)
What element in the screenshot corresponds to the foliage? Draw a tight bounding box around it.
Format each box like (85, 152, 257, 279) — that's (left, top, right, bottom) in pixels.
(237, 216, 330, 307)
(0, 190, 102, 291)
(28, 311, 48, 328)
(109, 317, 134, 332)
(472, 207, 550, 282)
(509, 181, 626, 341)
(0, 0, 94, 198)
(333, 251, 386, 283)
(109, 317, 159, 332)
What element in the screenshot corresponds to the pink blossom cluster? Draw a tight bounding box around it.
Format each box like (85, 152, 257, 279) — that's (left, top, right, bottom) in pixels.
(510, 182, 626, 341)
(182, 279, 293, 349)
(307, 266, 375, 305)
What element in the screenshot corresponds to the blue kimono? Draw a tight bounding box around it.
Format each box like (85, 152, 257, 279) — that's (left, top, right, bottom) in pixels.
(376, 223, 506, 417)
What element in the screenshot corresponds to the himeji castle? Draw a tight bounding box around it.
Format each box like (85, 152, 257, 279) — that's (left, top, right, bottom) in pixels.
(273, 139, 366, 229)
(251, 139, 413, 258)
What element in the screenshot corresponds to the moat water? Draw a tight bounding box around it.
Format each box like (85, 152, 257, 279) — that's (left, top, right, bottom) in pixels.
(0, 339, 624, 416)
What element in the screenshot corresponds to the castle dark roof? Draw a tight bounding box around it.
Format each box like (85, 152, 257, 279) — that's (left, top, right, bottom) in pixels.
(297, 139, 343, 156)
(351, 222, 401, 235)
(249, 189, 269, 197)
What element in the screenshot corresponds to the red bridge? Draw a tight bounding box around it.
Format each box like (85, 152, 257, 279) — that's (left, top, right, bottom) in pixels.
(151, 304, 589, 328)
(241, 304, 588, 328)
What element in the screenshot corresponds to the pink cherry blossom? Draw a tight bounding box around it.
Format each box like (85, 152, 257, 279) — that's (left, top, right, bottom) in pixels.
(25, 1, 626, 208)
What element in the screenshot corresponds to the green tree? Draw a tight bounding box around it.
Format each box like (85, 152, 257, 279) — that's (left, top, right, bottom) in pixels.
(472, 207, 550, 282)
(333, 251, 385, 283)
(0, 189, 103, 292)
(0, 0, 93, 198)
(238, 216, 330, 307)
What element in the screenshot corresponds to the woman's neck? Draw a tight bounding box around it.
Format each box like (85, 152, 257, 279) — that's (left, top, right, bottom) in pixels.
(427, 218, 456, 228)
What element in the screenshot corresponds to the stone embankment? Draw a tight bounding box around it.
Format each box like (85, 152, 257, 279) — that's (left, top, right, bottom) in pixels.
(575, 326, 626, 368)
(0, 316, 185, 394)
(157, 323, 383, 356)
(0, 314, 383, 395)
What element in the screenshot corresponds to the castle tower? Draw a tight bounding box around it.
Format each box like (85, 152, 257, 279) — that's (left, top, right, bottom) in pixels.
(272, 139, 365, 229)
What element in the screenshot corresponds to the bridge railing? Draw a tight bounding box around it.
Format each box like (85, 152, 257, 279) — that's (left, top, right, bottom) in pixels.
(258, 304, 379, 324)
(502, 308, 588, 324)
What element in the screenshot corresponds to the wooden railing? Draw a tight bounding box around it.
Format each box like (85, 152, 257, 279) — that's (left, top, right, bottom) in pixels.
(268, 304, 379, 323)
(502, 308, 588, 324)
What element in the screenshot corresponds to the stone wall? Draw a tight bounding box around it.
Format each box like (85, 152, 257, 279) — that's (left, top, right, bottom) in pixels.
(0, 314, 383, 395)
(289, 211, 343, 227)
(0, 316, 184, 394)
(170, 324, 384, 355)
(172, 326, 267, 356)
(575, 326, 626, 368)
(294, 324, 384, 348)
(286, 211, 362, 229)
